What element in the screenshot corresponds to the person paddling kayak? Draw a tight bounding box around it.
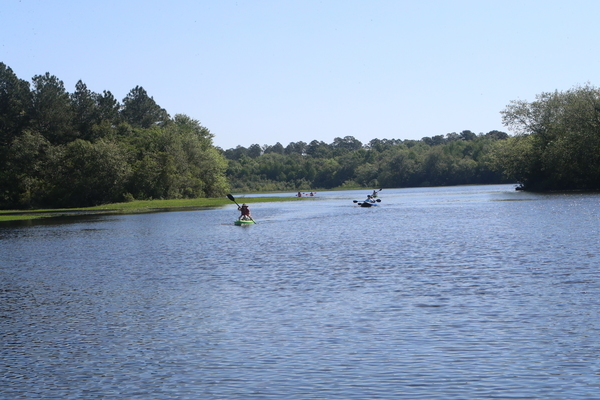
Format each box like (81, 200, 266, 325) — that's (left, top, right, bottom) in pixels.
(238, 203, 252, 220)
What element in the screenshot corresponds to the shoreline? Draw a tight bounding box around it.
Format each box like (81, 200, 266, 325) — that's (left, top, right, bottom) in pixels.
(0, 196, 304, 223)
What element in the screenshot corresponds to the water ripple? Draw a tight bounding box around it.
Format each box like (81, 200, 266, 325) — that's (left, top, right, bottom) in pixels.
(2, 186, 600, 399)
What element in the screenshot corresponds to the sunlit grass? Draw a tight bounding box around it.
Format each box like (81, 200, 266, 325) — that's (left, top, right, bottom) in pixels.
(0, 214, 46, 221)
(0, 195, 304, 222)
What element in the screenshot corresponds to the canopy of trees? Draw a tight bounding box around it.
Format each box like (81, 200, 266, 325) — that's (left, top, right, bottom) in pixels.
(0, 63, 229, 209)
(495, 83, 600, 191)
(3, 61, 596, 209)
(223, 132, 511, 193)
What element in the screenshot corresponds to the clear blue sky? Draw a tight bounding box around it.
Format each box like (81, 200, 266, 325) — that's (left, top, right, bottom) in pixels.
(2, 0, 599, 150)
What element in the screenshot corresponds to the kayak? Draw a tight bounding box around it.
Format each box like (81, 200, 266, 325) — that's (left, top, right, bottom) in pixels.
(358, 201, 377, 207)
(234, 219, 254, 226)
(354, 198, 381, 207)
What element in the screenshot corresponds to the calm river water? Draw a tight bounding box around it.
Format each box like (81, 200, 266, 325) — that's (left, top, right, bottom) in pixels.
(1, 184, 600, 399)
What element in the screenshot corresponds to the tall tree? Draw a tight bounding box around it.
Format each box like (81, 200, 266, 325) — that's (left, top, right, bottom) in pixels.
(96, 90, 121, 125)
(264, 142, 285, 155)
(306, 140, 331, 158)
(87, 90, 124, 139)
(460, 130, 477, 141)
(0, 63, 32, 146)
(285, 141, 307, 155)
(121, 86, 169, 128)
(30, 73, 74, 144)
(248, 143, 262, 158)
(332, 136, 363, 153)
(71, 80, 98, 141)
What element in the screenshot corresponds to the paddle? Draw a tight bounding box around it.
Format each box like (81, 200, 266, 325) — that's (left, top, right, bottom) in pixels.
(353, 199, 381, 203)
(226, 194, 256, 224)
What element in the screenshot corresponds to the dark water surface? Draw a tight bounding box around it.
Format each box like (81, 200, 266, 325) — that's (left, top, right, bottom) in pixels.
(2, 185, 600, 399)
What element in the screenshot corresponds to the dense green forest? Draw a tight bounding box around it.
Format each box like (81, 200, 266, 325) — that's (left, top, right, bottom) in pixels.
(495, 83, 600, 191)
(2, 61, 599, 209)
(0, 63, 229, 209)
(224, 84, 600, 193)
(223, 132, 511, 192)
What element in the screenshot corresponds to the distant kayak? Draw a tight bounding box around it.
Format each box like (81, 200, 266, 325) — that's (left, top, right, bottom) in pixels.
(357, 201, 377, 207)
(234, 219, 254, 226)
(353, 198, 381, 207)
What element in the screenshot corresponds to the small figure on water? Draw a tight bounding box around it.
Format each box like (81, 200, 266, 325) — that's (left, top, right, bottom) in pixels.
(238, 203, 252, 221)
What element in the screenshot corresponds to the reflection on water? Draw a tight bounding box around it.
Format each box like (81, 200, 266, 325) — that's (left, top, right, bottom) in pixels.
(1, 185, 600, 399)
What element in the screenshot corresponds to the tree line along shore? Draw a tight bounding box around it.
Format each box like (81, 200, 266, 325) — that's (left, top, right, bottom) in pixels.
(2, 62, 599, 214)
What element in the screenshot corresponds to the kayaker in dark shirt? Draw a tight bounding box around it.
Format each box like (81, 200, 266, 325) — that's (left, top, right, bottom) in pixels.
(238, 203, 252, 220)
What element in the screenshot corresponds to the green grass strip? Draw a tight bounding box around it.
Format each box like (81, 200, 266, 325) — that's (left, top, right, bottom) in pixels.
(0, 196, 306, 222)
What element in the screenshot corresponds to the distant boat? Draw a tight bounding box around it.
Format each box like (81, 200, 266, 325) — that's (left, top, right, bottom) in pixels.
(353, 198, 381, 207)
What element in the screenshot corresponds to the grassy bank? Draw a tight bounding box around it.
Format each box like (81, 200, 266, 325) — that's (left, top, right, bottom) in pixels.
(0, 195, 303, 222)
